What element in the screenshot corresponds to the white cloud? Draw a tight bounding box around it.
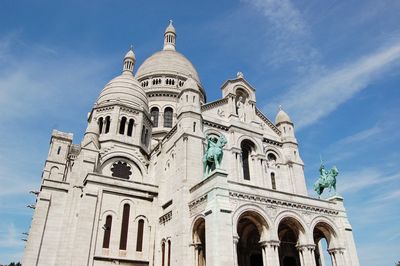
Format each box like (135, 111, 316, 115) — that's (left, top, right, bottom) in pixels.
(266, 41, 400, 129)
(339, 168, 399, 193)
(0, 223, 24, 249)
(0, 34, 114, 121)
(241, 0, 318, 67)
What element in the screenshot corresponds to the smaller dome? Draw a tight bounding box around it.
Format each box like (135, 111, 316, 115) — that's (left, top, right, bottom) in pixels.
(97, 72, 148, 111)
(275, 106, 292, 124)
(165, 20, 176, 34)
(183, 76, 199, 91)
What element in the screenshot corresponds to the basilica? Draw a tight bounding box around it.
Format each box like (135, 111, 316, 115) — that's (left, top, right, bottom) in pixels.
(22, 21, 359, 266)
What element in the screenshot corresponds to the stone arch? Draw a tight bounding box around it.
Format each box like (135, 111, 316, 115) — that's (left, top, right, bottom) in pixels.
(203, 128, 223, 138)
(232, 204, 273, 239)
(236, 135, 262, 154)
(192, 216, 206, 266)
(310, 216, 340, 248)
(276, 211, 309, 266)
(235, 206, 270, 266)
(118, 199, 135, 216)
(311, 217, 341, 266)
(48, 166, 60, 180)
(101, 151, 147, 177)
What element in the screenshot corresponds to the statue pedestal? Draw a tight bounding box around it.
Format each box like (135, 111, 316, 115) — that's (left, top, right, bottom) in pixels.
(327, 195, 343, 203)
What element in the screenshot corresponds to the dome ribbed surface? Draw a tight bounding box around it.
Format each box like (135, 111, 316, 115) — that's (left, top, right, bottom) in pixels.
(97, 72, 148, 110)
(275, 109, 292, 124)
(135, 50, 200, 83)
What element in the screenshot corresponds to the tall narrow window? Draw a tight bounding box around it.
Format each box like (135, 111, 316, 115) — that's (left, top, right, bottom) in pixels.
(164, 107, 173, 128)
(57, 146, 61, 155)
(141, 126, 146, 144)
(127, 119, 134, 137)
(98, 117, 104, 134)
(151, 107, 159, 127)
(136, 219, 144, 252)
(167, 240, 171, 266)
(119, 117, 127, 134)
(102, 215, 112, 248)
(241, 140, 255, 181)
(119, 204, 130, 250)
(271, 172, 276, 190)
(145, 128, 149, 146)
(162, 241, 166, 266)
(242, 148, 250, 180)
(105, 116, 111, 134)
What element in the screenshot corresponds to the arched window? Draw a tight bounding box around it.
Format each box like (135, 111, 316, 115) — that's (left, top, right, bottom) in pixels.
(164, 107, 173, 128)
(119, 204, 130, 250)
(136, 219, 144, 252)
(98, 117, 104, 134)
(241, 140, 255, 181)
(271, 172, 276, 190)
(167, 240, 171, 266)
(127, 119, 134, 137)
(119, 116, 127, 134)
(162, 241, 166, 266)
(151, 107, 159, 127)
(102, 215, 112, 248)
(105, 116, 111, 134)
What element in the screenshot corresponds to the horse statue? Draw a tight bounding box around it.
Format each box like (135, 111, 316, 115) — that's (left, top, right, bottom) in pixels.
(203, 134, 227, 176)
(314, 164, 339, 198)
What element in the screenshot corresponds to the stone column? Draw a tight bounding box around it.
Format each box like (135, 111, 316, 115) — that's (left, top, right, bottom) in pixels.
(233, 235, 239, 266)
(328, 248, 346, 266)
(297, 244, 317, 266)
(260, 240, 280, 266)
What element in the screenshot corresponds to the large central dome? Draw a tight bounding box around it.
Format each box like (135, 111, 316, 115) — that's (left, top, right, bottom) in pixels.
(135, 49, 200, 83)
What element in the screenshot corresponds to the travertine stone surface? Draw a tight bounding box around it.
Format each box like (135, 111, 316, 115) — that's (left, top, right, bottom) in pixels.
(22, 22, 359, 266)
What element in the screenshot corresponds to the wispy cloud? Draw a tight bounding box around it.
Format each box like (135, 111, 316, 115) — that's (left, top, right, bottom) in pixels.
(266, 41, 400, 128)
(0, 33, 114, 121)
(339, 168, 400, 193)
(241, 0, 318, 67)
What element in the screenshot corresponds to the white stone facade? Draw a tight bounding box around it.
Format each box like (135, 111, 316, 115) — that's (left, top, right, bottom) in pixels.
(22, 22, 359, 266)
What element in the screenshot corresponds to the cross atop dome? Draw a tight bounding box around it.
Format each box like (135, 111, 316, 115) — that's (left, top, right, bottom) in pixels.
(163, 20, 176, 51)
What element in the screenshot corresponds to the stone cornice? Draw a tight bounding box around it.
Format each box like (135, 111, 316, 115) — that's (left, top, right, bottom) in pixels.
(201, 97, 228, 112)
(203, 120, 229, 131)
(228, 191, 339, 215)
(255, 108, 281, 135)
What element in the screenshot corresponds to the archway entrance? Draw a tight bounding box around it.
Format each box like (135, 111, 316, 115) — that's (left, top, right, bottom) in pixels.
(313, 222, 336, 266)
(278, 218, 303, 266)
(237, 211, 267, 266)
(193, 218, 206, 266)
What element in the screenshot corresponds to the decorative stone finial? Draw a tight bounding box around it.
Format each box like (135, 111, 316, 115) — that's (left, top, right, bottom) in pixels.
(123, 47, 136, 73)
(237, 71, 244, 78)
(164, 20, 176, 51)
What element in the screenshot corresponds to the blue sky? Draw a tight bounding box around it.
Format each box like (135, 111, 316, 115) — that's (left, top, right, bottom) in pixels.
(0, 0, 399, 265)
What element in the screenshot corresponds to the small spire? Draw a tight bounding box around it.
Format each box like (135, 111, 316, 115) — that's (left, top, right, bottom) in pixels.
(163, 20, 176, 51)
(278, 104, 283, 111)
(123, 46, 136, 73)
(237, 71, 244, 78)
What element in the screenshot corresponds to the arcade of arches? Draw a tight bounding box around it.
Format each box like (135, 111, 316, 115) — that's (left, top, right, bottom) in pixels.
(192, 212, 347, 266)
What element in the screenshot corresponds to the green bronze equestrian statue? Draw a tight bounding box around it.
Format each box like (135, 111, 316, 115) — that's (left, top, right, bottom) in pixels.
(203, 134, 227, 176)
(314, 164, 339, 198)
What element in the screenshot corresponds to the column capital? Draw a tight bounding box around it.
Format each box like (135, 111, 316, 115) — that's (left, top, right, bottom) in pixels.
(233, 235, 240, 244)
(327, 247, 345, 255)
(296, 243, 316, 252)
(259, 239, 280, 248)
